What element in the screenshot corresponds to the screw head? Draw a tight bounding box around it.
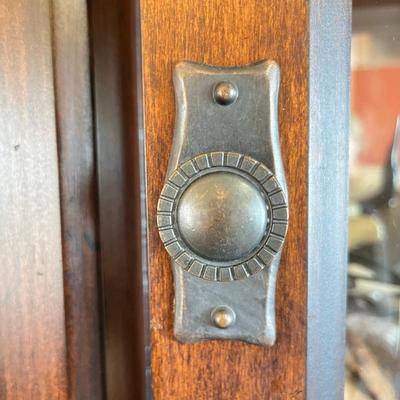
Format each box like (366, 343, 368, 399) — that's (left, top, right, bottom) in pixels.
(213, 81, 238, 106)
(211, 306, 236, 329)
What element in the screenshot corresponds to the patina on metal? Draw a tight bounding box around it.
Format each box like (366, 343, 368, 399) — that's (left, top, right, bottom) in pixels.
(157, 60, 288, 345)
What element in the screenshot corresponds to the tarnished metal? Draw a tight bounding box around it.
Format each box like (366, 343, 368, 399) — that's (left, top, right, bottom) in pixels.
(157, 60, 288, 345)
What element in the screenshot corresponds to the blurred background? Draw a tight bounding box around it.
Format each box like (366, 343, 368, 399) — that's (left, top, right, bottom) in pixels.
(346, 2, 400, 399)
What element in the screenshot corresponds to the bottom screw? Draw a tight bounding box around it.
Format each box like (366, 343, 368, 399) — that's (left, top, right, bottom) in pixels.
(211, 306, 236, 329)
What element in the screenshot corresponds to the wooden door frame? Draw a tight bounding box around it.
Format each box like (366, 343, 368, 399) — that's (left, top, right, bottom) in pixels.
(88, 0, 351, 399)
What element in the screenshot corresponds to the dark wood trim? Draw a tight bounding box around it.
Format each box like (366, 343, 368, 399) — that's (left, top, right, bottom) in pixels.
(51, 1, 104, 398)
(88, 1, 149, 399)
(353, 0, 400, 6)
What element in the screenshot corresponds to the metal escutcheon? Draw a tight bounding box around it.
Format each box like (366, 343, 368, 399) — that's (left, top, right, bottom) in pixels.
(157, 60, 288, 345)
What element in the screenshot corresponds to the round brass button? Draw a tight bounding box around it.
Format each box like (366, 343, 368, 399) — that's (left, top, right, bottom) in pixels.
(177, 172, 268, 262)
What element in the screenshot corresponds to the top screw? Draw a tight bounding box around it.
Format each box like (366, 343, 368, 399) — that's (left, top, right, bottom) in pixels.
(213, 81, 238, 106)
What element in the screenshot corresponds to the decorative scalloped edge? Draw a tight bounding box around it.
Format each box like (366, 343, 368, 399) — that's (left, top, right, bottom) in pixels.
(157, 152, 288, 282)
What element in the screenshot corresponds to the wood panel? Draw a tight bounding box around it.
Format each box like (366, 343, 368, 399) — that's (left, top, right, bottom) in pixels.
(0, 0, 68, 398)
(141, 1, 308, 399)
(51, 1, 104, 398)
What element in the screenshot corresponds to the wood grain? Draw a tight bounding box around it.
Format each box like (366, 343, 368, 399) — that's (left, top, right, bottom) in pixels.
(0, 0, 68, 398)
(141, 1, 308, 399)
(51, 1, 104, 398)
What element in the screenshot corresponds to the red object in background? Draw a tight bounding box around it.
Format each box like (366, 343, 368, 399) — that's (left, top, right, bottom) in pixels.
(352, 67, 400, 165)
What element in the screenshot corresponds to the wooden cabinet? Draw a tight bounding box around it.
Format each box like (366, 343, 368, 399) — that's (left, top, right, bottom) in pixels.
(0, 1, 351, 399)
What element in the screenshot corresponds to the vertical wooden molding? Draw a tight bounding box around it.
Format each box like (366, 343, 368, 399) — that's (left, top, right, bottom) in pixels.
(141, 1, 309, 398)
(51, 0, 104, 398)
(0, 0, 68, 398)
(88, 0, 148, 399)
